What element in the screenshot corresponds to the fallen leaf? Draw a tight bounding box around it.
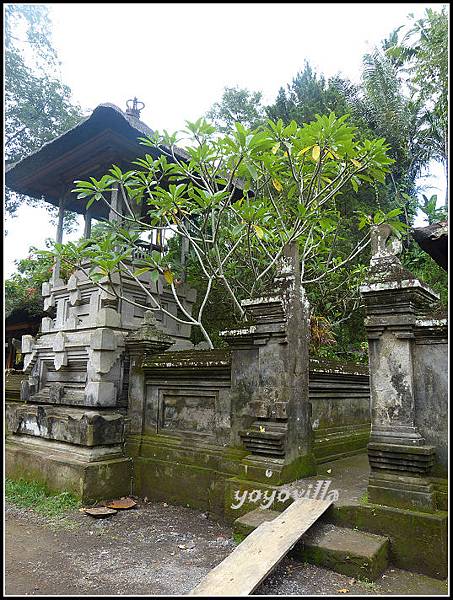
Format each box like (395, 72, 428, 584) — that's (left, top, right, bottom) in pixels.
(326, 469, 332, 474)
(348, 578, 356, 585)
(104, 497, 137, 510)
(337, 589, 349, 594)
(84, 507, 117, 518)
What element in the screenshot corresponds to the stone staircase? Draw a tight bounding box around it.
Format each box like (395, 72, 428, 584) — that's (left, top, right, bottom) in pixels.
(233, 508, 390, 581)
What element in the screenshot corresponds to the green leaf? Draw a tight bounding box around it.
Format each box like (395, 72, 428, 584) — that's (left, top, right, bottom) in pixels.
(386, 208, 403, 219)
(150, 270, 160, 284)
(133, 267, 151, 277)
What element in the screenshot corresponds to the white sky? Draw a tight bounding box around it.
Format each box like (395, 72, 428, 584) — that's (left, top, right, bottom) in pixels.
(4, 2, 448, 276)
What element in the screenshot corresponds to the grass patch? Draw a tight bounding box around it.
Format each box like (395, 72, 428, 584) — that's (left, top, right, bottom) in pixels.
(359, 492, 368, 505)
(359, 578, 378, 590)
(232, 532, 246, 544)
(5, 478, 81, 517)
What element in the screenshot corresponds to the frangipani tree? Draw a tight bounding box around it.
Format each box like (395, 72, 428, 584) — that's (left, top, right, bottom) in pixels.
(44, 114, 403, 348)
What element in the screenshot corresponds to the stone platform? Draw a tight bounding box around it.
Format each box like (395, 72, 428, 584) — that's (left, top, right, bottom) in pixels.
(234, 508, 389, 581)
(6, 436, 132, 503)
(231, 453, 447, 580)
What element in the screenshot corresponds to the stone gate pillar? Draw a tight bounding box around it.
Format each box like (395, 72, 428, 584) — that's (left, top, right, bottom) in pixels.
(360, 224, 440, 512)
(221, 242, 316, 485)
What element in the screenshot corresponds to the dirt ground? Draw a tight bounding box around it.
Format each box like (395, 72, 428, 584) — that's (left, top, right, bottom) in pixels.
(4, 500, 448, 596)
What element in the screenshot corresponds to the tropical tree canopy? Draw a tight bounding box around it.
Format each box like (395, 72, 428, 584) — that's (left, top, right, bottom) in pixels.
(44, 114, 398, 349)
(5, 4, 83, 220)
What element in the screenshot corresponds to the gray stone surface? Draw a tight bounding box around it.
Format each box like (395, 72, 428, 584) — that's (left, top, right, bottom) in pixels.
(360, 224, 447, 510)
(8, 262, 197, 501)
(221, 243, 315, 481)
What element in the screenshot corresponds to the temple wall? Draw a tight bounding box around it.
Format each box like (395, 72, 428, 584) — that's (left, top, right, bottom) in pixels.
(127, 349, 370, 516)
(413, 323, 448, 474)
(309, 360, 370, 462)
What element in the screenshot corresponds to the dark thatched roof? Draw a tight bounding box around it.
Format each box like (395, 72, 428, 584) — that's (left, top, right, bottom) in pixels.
(411, 221, 448, 271)
(5, 103, 189, 219)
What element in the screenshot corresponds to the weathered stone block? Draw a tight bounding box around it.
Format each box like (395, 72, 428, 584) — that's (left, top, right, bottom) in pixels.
(368, 471, 436, 513)
(69, 288, 82, 306)
(328, 502, 448, 579)
(42, 281, 52, 297)
(42, 317, 53, 332)
(21, 335, 35, 353)
(49, 383, 65, 403)
(90, 328, 118, 351)
(6, 436, 131, 503)
(6, 403, 125, 446)
(96, 307, 121, 327)
(44, 293, 56, 311)
(296, 523, 389, 581)
(53, 332, 66, 351)
(67, 273, 79, 291)
(85, 381, 117, 406)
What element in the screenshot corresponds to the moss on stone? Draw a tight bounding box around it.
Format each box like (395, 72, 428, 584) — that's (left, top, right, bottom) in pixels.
(325, 503, 448, 579)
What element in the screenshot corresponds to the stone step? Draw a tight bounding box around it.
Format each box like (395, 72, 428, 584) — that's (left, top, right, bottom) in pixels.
(233, 508, 389, 581)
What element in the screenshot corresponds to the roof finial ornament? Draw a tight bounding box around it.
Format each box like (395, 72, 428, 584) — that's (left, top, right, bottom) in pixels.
(126, 97, 145, 119)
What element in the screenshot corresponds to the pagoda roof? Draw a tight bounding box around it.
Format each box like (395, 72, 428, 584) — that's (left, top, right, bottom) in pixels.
(5, 103, 189, 219)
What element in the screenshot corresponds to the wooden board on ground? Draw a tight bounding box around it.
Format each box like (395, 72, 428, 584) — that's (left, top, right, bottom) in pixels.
(189, 498, 332, 596)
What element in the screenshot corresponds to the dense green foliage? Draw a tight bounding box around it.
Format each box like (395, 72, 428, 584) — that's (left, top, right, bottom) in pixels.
(387, 7, 448, 191)
(201, 7, 448, 356)
(6, 7, 447, 356)
(5, 246, 55, 318)
(5, 4, 82, 227)
(48, 113, 396, 348)
(206, 86, 266, 133)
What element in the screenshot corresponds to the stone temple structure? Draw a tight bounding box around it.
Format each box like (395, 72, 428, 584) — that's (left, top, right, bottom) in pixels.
(5, 102, 372, 504)
(5, 102, 197, 499)
(5, 102, 447, 580)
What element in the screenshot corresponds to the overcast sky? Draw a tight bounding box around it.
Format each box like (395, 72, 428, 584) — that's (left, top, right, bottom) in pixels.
(4, 2, 447, 276)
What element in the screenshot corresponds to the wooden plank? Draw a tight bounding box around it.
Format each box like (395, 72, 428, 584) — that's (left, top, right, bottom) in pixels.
(189, 498, 332, 596)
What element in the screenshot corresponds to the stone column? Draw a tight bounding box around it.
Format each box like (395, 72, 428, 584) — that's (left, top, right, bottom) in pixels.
(52, 194, 65, 285)
(360, 224, 438, 512)
(221, 242, 316, 485)
(125, 311, 172, 436)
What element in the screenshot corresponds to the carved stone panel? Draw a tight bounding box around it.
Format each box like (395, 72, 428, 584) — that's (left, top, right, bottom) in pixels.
(158, 388, 218, 439)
